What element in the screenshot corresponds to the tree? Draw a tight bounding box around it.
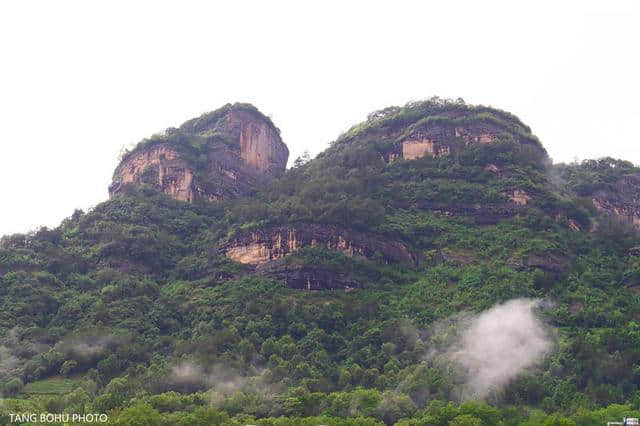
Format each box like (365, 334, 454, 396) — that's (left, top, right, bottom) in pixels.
(112, 403, 162, 426)
(448, 414, 484, 426)
(543, 414, 578, 426)
(174, 407, 230, 426)
(375, 391, 417, 424)
(293, 150, 311, 168)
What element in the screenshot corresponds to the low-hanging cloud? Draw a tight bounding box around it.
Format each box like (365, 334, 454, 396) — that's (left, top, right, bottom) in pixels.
(55, 333, 125, 363)
(0, 326, 51, 382)
(428, 298, 553, 400)
(158, 361, 281, 403)
(166, 362, 250, 394)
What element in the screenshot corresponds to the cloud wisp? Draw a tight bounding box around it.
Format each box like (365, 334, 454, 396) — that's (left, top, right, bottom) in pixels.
(428, 298, 553, 400)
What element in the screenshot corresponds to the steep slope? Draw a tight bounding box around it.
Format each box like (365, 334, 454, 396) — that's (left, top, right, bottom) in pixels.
(2, 98, 640, 425)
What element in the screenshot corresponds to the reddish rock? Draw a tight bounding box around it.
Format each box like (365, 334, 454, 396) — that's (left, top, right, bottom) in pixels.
(109, 105, 288, 203)
(221, 224, 418, 267)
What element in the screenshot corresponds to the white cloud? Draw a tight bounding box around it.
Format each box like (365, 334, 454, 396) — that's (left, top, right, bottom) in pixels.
(447, 298, 553, 399)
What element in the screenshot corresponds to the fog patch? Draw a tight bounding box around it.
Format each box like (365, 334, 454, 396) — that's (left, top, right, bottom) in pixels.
(164, 362, 208, 393)
(427, 298, 553, 400)
(159, 361, 280, 403)
(0, 345, 20, 379)
(0, 327, 51, 382)
(397, 319, 423, 347)
(55, 333, 125, 363)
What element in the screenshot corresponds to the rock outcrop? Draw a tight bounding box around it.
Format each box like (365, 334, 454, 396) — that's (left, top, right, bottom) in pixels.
(109, 145, 199, 202)
(508, 189, 531, 206)
(507, 252, 572, 280)
(109, 104, 289, 202)
(387, 124, 503, 161)
(591, 174, 640, 230)
(222, 224, 417, 266)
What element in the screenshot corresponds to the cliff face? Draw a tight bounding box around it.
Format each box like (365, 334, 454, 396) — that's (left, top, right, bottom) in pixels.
(220, 223, 418, 290)
(386, 122, 508, 161)
(109, 145, 199, 202)
(109, 104, 289, 202)
(222, 224, 417, 266)
(224, 110, 289, 174)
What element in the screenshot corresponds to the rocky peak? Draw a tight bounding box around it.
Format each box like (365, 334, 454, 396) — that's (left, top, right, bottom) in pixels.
(109, 103, 289, 203)
(328, 97, 548, 164)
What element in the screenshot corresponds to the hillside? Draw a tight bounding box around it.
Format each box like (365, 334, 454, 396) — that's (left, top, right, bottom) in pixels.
(2, 98, 640, 425)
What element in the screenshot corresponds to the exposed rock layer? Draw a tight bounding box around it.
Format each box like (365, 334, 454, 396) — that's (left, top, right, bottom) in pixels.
(377, 118, 539, 162)
(256, 262, 361, 290)
(222, 224, 417, 266)
(109, 145, 198, 202)
(393, 126, 498, 161)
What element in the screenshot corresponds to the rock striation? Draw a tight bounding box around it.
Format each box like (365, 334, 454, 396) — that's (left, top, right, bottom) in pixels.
(110, 145, 198, 202)
(109, 104, 289, 202)
(387, 123, 505, 161)
(222, 224, 417, 266)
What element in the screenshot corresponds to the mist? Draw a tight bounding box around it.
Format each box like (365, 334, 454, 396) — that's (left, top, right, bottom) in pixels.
(167, 362, 249, 394)
(55, 333, 126, 363)
(428, 298, 553, 400)
(0, 326, 51, 382)
(160, 361, 280, 402)
(0, 345, 20, 381)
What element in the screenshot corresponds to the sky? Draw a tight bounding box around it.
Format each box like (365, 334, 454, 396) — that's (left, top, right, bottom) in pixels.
(0, 1, 638, 237)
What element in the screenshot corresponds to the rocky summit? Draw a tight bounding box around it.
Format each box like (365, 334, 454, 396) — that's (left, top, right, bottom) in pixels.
(109, 103, 289, 203)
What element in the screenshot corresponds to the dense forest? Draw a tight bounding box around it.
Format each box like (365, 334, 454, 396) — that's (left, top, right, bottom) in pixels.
(2, 98, 640, 425)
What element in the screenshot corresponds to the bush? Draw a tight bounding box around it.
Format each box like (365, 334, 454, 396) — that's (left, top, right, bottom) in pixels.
(4, 378, 24, 396)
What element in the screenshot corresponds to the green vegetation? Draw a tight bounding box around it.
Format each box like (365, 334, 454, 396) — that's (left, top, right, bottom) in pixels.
(20, 377, 79, 396)
(554, 157, 640, 196)
(2, 100, 640, 424)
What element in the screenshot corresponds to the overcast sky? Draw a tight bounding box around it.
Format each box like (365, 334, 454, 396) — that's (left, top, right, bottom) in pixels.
(1, 1, 638, 237)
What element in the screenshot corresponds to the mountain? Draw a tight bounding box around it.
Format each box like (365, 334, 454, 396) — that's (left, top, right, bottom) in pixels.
(2, 98, 640, 425)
